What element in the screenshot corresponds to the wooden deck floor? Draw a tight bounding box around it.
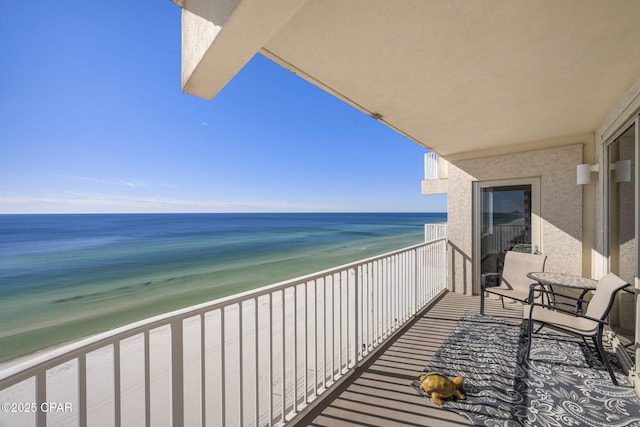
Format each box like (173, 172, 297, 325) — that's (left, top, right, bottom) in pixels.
(293, 292, 523, 427)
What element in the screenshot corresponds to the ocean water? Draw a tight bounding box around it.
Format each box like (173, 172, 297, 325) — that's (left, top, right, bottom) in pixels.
(0, 212, 445, 362)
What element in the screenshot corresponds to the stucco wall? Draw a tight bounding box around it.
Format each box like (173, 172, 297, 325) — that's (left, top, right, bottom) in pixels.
(446, 144, 584, 294)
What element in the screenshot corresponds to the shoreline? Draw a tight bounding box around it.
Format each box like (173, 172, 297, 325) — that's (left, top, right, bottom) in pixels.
(0, 292, 300, 426)
(0, 235, 426, 369)
(0, 336, 89, 372)
(0, 213, 445, 367)
(0, 240, 427, 363)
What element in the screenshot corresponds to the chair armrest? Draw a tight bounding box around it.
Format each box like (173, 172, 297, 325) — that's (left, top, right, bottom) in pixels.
(528, 284, 592, 308)
(533, 286, 585, 302)
(528, 296, 608, 325)
(481, 272, 501, 289)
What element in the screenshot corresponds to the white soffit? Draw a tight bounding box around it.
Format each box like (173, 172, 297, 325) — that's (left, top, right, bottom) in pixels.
(181, 0, 640, 157)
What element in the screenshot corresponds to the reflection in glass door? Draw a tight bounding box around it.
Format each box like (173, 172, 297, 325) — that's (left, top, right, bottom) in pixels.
(608, 122, 637, 341)
(481, 185, 532, 274)
(473, 179, 541, 282)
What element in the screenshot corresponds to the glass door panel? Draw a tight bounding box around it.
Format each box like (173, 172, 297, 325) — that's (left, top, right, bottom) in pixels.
(473, 178, 541, 291)
(478, 181, 539, 276)
(608, 122, 637, 340)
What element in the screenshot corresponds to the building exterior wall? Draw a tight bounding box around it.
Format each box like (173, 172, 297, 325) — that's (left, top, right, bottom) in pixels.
(445, 143, 585, 295)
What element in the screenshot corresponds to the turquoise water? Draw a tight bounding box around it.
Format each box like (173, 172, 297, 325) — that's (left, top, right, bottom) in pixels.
(0, 212, 445, 361)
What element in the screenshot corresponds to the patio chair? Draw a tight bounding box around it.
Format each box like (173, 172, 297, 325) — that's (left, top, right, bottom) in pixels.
(524, 272, 630, 385)
(480, 250, 547, 315)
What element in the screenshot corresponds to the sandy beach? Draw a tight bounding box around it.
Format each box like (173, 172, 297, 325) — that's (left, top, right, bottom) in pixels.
(0, 283, 343, 427)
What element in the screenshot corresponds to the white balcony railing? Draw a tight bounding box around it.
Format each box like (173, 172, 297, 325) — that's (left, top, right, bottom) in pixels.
(0, 238, 447, 427)
(425, 222, 447, 243)
(424, 152, 439, 180)
(481, 223, 531, 256)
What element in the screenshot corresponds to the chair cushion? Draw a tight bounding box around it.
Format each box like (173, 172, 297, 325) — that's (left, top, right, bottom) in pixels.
(585, 273, 629, 319)
(525, 306, 598, 336)
(500, 251, 546, 294)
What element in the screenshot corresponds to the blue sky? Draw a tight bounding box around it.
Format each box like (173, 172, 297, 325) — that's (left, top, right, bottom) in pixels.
(0, 1, 445, 213)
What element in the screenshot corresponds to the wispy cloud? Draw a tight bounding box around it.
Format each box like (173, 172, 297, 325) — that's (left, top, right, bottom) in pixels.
(68, 176, 147, 188)
(117, 179, 146, 188)
(0, 192, 342, 214)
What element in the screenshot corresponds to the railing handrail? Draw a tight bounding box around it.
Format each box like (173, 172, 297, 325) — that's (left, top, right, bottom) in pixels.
(0, 237, 445, 385)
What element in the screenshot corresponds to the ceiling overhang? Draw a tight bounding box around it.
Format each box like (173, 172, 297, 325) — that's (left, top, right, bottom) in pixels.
(177, 0, 640, 158)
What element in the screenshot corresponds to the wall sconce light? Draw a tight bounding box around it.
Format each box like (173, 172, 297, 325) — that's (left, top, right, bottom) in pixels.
(611, 159, 631, 183)
(577, 163, 599, 185)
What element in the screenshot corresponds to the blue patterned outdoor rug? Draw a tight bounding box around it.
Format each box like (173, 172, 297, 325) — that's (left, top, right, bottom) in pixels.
(411, 312, 640, 426)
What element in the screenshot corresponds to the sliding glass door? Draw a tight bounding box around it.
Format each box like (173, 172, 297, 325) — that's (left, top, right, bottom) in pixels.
(607, 120, 638, 347)
(473, 178, 541, 283)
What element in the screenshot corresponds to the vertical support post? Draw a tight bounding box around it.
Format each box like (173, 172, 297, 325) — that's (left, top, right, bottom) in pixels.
(392, 256, 397, 330)
(413, 249, 422, 314)
(313, 278, 327, 397)
(200, 314, 206, 427)
(79, 354, 87, 427)
(254, 298, 259, 427)
(344, 271, 348, 370)
(114, 341, 121, 427)
(354, 266, 360, 364)
(376, 260, 381, 344)
(400, 254, 405, 321)
(144, 332, 151, 427)
(36, 370, 46, 427)
(383, 259, 387, 337)
(339, 272, 343, 374)
(320, 278, 325, 391)
(331, 274, 335, 382)
(303, 282, 308, 405)
(368, 264, 373, 350)
(293, 285, 298, 413)
(281, 290, 285, 423)
(221, 308, 226, 426)
(171, 320, 184, 427)
(239, 303, 244, 427)
(269, 294, 273, 427)
(404, 253, 408, 319)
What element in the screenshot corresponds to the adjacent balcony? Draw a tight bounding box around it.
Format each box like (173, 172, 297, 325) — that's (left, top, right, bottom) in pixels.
(422, 153, 448, 196)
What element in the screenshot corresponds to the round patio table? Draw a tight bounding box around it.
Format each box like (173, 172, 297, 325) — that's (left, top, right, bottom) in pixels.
(527, 271, 597, 312)
(526, 272, 597, 290)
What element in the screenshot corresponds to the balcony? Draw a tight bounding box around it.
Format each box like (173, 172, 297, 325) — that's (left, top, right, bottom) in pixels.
(1, 228, 637, 426)
(298, 291, 521, 426)
(421, 153, 448, 196)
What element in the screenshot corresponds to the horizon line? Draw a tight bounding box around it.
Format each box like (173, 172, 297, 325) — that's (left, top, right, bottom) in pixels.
(0, 211, 448, 215)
